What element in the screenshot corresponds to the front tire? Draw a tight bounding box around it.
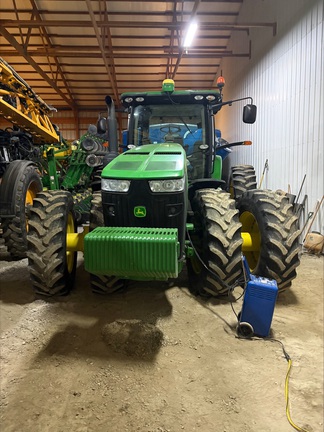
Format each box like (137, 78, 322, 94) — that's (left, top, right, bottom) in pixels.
(2, 163, 42, 259)
(27, 191, 77, 296)
(237, 189, 301, 292)
(187, 188, 243, 296)
(89, 192, 125, 294)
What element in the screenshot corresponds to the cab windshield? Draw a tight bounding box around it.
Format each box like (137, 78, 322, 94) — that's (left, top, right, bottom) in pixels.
(130, 103, 208, 179)
(131, 104, 206, 154)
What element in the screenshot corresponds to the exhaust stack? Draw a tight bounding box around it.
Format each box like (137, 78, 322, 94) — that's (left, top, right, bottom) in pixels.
(103, 95, 119, 166)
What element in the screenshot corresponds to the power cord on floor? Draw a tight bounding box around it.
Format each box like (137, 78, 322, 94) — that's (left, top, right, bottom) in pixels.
(267, 338, 310, 432)
(236, 332, 310, 431)
(284, 357, 310, 432)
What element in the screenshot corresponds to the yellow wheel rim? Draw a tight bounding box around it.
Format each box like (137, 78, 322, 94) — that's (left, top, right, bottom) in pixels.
(66, 213, 75, 273)
(191, 254, 202, 275)
(25, 181, 41, 231)
(25, 183, 39, 206)
(240, 211, 261, 271)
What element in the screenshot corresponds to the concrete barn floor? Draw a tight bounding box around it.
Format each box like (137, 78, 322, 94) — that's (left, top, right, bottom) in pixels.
(0, 248, 323, 432)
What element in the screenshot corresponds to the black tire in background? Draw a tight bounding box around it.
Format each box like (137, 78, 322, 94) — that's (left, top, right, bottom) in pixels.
(2, 164, 42, 259)
(89, 192, 125, 294)
(27, 191, 77, 296)
(187, 188, 243, 296)
(229, 165, 257, 200)
(237, 189, 301, 292)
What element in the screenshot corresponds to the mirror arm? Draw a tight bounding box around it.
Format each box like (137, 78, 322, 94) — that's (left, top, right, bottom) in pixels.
(211, 96, 254, 110)
(216, 141, 248, 151)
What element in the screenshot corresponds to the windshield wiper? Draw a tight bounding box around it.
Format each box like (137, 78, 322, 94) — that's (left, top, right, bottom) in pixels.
(166, 92, 194, 136)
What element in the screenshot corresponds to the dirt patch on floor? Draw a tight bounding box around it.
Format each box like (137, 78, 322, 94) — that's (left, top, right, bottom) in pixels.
(0, 251, 323, 432)
(102, 319, 164, 359)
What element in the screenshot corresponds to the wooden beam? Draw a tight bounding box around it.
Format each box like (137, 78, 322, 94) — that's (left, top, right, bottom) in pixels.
(0, 25, 78, 110)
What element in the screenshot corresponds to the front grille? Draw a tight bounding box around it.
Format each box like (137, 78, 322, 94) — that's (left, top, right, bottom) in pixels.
(102, 179, 187, 253)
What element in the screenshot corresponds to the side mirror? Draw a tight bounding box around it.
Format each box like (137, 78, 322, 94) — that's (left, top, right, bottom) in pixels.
(243, 104, 257, 124)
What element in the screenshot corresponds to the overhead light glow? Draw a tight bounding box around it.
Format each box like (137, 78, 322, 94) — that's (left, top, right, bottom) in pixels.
(183, 22, 198, 48)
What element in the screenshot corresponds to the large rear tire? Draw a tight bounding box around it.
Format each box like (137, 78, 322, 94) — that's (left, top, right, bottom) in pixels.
(2, 163, 42, 259)
(237, 189, 301, 292)
(27, 191, 77, 296)
(187, 188, 243, 296)
(230, 165, 257, 200)
(89, 192, 125, 294)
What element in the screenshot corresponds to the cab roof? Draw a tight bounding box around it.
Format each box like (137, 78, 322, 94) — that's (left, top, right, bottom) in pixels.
(121, 89, 222, 109)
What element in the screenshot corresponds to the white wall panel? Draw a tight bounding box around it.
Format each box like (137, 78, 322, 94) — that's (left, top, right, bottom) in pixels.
(217, 0, 324, 234)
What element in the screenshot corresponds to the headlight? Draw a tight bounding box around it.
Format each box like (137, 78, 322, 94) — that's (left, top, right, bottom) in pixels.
(149, 178, 185, 193)
(101, 178, 130, 192)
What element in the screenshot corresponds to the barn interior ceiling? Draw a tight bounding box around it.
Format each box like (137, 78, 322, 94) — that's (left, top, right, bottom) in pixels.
(0, 0, 276, 112)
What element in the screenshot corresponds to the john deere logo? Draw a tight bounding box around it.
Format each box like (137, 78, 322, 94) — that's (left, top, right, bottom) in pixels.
(134, 206, 146, 217)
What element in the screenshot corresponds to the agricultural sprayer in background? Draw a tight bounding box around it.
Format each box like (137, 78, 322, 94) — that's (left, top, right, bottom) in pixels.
(0, 57, 109, 259)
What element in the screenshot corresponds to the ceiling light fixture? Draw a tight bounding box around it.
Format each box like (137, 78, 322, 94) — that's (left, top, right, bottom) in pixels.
(183, 21, 198, 49)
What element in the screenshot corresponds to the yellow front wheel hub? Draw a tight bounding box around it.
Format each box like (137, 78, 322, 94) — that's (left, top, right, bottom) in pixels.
(190, 254, 202, 275)
(240, 211, 261, 271)
(66, 213, 76, 273)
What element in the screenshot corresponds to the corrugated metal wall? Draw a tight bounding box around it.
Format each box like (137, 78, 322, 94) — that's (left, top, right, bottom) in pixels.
(217, 0, 323, 235)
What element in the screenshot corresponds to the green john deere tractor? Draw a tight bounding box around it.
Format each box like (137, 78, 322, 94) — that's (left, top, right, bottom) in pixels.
(27, 79, 301, 297)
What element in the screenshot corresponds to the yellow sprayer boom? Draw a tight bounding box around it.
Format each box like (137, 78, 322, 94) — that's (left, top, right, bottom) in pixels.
(0, 57, 60, 143)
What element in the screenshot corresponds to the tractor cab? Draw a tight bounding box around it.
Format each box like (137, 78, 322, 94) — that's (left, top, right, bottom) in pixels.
(120, 80, 223, 182)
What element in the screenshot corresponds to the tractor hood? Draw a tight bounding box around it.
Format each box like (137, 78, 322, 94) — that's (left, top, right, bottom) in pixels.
(102, 143, 186, 179)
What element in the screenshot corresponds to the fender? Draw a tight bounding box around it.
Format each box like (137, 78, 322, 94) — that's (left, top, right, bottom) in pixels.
(188, 178, 225, 202)
(0, 160, 39, 218)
